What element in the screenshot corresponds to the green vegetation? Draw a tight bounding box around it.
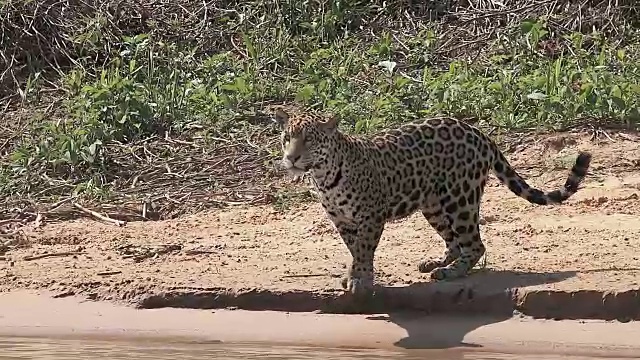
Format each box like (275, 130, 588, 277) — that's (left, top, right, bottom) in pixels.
(1, 0, 639, 219)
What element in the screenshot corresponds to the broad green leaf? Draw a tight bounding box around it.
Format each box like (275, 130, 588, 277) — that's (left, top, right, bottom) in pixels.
(527, 91, 547, 100)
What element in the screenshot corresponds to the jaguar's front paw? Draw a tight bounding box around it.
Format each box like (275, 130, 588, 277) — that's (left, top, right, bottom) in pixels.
(417, 258, 444, 273)
(430, 264, 468, 281)
(341, 275, 373, 297)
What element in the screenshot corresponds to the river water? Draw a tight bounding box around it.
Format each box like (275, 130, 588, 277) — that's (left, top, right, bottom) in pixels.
(0, 337, 628, 360)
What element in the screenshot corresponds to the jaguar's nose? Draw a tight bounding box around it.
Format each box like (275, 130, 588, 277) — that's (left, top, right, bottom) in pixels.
(282, 154, 299, 169)
(286, 154, 300, 163)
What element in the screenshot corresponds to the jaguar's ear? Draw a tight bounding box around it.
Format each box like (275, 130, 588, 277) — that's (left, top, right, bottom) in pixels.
(273, 108, 289, 128)
(320, 114, 339, 134)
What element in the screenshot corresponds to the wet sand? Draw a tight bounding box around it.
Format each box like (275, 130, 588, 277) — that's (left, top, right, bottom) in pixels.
(1, 291, 640, 358)
(2, 337, 634, 360)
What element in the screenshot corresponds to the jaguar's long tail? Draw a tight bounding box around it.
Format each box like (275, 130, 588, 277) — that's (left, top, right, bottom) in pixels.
(491, 147, 592, 205)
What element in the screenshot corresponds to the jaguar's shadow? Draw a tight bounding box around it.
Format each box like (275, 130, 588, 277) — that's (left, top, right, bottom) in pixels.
(364, 268, 577, 350)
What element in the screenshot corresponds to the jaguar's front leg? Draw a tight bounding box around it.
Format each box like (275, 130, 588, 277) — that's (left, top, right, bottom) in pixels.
(336, 219, 384, 297)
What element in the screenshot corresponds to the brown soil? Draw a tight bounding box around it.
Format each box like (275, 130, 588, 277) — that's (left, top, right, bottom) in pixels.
(2, 130, 640, 320)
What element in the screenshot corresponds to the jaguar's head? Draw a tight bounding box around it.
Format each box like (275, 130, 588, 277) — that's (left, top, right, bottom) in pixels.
(269, 105, 340, 175)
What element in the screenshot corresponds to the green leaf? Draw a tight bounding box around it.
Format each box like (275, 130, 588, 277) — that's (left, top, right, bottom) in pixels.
(393, 76, 411, 89)
(377, 60, 396, 74)
(295, 84, 315, 102)
(520, 19, 536, 34)
(80, 152, 95, 164)
(527, 91, 547, 100)
(580, 83, 594, 95)
(354, 119, 366, 133)
(611, 96, 626, 110)
(242, 33, 256, 60)
(235, 77, 248, 93)
(88, 140, 102, 155)
(221, 83, 238, 92)
(611, 85, 622, 99)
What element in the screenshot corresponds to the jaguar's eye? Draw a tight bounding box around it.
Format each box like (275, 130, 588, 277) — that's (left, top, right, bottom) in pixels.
(283, 133, 290, 143)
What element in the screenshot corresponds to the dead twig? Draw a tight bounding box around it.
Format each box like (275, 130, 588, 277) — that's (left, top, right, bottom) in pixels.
(117, 243, 183, 262)
(72, 202, 127, 226)
(0, 219, 23, 226)
(46, 196, 76, 213)
(281, 274, 327, 278)
(23, 251, 84, 261)
(97, 270, 122, 276)
(184, 249, 218, 255)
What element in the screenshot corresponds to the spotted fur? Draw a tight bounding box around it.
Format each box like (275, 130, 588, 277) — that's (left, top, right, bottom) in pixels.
(270, 104, 592, 296)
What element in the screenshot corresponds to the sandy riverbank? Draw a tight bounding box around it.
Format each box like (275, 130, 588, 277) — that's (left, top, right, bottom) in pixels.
(1, 131, 640, 321)
(1, 291, 640, 358)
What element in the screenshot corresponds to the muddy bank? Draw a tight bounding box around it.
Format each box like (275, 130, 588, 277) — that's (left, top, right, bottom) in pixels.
(2, 131, 640, 321)
(129, 286, 640, 321)
(6, 268, 640, 320)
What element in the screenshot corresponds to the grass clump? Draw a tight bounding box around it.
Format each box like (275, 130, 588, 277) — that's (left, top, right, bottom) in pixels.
(1, 0, 639, 220)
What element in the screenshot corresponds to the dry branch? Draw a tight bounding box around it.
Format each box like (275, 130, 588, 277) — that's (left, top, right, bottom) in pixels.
(72, 202, 127, 226)
(97, 270, 122, 276)
(1, 128, 284, 222)
(23, 251, 84, 261)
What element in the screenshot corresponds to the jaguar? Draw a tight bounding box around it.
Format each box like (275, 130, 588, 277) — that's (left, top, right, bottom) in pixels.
(269, 104, 592, 296)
